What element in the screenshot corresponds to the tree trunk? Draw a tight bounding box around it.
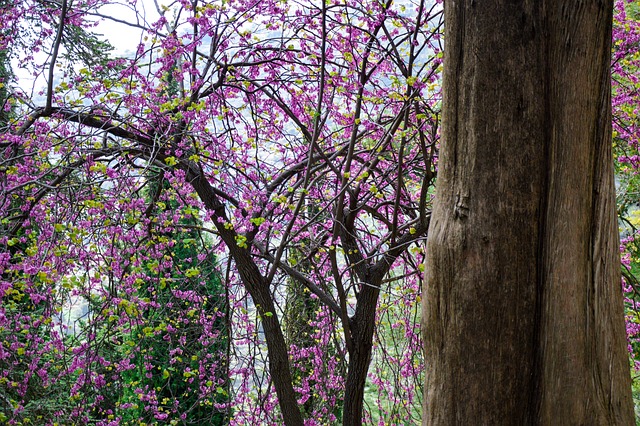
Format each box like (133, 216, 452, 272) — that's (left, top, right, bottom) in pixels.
(190, 176, 305, 425)
(343, 283, 380, 426)
(250, 278, 304, 426)
(422, 1, 634, 424)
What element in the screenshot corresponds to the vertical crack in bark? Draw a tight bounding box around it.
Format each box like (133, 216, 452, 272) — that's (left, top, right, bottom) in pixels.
(528, 3, 550, 422)
(450, 0, 465, 190)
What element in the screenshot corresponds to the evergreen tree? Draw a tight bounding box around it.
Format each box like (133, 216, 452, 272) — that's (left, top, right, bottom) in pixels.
(0, 49, 12, 127)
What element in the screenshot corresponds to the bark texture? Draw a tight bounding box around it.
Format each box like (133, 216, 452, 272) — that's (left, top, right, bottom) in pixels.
(343, 279, 381, 426)
(422, 1, 634, 424)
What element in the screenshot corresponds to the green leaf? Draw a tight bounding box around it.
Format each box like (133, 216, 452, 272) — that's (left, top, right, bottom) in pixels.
(185, 268, 200, 277)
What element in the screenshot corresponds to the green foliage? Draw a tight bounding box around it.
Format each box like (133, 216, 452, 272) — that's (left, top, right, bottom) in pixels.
(283, 242, 345, 421)
(283, 279, 323, 415)
(62, 25, 114, 71)
(0, 246, 77, 424)
(628, 2, 640, 20)
(111, 174, 230, 425)
(0, 49, 13, 126)
(116, 248, 229, 425)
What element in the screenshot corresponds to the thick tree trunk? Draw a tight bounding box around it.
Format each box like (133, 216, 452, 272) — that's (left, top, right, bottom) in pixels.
(422, 1, 634, 424)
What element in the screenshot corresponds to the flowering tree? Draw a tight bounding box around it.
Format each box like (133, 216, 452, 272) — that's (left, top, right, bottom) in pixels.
(614, 0, 640, 370)
(0, 0, 441, 424)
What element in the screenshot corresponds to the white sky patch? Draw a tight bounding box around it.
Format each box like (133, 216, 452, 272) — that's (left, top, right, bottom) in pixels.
(94, 0, 160, 55)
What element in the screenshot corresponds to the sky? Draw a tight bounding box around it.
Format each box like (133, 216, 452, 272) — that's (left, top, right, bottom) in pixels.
(12, 0, 159, 92)
(94, 0, 160, 55)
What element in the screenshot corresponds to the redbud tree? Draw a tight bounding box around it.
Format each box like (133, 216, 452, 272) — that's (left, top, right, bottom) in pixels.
(0, 0, 441, 424)
(614, 0, 640, 370)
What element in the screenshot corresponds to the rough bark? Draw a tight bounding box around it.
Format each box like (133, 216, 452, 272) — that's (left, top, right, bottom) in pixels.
(422, 1, 634, 424)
